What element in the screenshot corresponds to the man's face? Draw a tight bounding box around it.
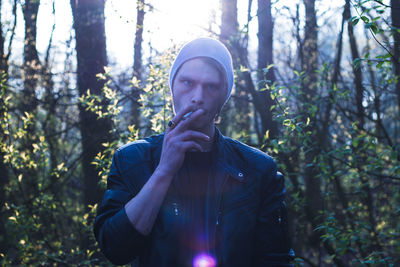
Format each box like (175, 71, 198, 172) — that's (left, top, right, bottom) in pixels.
(172, 58, 227, 132)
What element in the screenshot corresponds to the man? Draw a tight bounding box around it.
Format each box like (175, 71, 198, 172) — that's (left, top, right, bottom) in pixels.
(94, 38, 294, 266)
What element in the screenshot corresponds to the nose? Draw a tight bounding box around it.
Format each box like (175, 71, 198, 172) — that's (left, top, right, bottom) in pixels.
(190, 84, 204, 105)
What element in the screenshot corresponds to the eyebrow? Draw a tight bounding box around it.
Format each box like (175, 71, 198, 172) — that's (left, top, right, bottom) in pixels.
(178, 75, 221, 86)
(177, 75, 194, 81)
(204, 81, 220, 87)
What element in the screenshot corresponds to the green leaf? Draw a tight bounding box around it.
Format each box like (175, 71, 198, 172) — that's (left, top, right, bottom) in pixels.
(352, 139, 359, 148)
(376, 61, 384, 68)
(283, 119, 292, 127)
(352, 18, 360, 26)
(349, 16, 358, 23)
(361, 16, 369, 23)
(383, 53, 391, 59)
(372, 16, 381, 22)
(365, 23, 378, 34)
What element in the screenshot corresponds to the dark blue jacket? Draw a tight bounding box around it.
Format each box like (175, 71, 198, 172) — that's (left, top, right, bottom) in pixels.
(94, 129, 295, 266)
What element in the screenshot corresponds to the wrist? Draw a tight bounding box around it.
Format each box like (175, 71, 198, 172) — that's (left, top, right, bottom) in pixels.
(153, 165, 175, 183)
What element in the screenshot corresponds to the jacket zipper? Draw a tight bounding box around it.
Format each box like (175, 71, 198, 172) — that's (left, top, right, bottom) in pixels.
(172, 202, 179, 216)
(216, 172, 229, 226)
(278, 207, 282, 224)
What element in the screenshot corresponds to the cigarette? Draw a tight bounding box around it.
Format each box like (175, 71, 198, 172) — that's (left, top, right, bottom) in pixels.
(182, 111, 193, 120)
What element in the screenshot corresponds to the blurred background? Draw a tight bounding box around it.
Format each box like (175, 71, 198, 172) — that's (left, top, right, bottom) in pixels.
(0, 0, 399, 265)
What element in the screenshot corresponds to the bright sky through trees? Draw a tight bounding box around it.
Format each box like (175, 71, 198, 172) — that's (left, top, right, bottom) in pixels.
(32, 0, 221, 70)
(4, 0, 344, 72)
(5, 0, 254, 71)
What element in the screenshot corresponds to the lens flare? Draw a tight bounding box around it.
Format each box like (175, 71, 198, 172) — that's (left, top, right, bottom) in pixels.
(193, 253, 216, 267)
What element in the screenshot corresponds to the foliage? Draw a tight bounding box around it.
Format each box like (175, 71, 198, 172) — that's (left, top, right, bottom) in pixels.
(1, 0, 400, 266)
(0, 45, 176, 265)
(138, 48, 177, 135)
(265, 45, 400, 266)
(0, 72, 107, 265)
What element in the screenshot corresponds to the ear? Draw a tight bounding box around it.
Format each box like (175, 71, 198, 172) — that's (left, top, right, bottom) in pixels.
(214, 104, 224, 124)
(214, 113, 221, 124)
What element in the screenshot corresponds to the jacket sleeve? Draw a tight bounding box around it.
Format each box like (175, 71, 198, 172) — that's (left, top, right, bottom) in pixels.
(254, 162, 295, 266)
(93, 150, 148, 265)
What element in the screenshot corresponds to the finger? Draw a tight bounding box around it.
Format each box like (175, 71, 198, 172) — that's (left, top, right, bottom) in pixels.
(179, 129, 210, 142)
(180, 140, 203, 152)
(164, 129, 209, 149)
(173, 109, 205, 132)
(166, 105, 194, 133)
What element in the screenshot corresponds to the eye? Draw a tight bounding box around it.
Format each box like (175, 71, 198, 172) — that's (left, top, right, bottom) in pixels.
(183, 80, 193, 86)
(205, 83, 219, 90)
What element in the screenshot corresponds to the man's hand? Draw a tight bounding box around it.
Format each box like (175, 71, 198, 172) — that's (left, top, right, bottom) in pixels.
(156, 106, 210, 178)
(124, 106, 210, 235)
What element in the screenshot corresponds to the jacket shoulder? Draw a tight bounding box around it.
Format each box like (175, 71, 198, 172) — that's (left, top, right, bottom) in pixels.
(223, 136, 276, 173)
(115, 134, 163, 161)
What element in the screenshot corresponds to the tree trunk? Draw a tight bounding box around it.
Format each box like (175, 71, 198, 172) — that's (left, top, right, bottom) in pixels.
(131, 0, 145, 128)
(391, 0, 400, 118)
(71, 0, 113, 207)
(0, 0, 8, 252)
(220, 0, 238, 43)
(22, 0, 40, 116)
(21, 0, 41, 198)
(257, 0, 277, 140)
(302, 0, 322, 222)
(220, 0, 252, 140)
(302, 1, 334, 263)
(42, 5, 60, 195)
(220, 0, 281, 143)
(346, 0, 364, 130)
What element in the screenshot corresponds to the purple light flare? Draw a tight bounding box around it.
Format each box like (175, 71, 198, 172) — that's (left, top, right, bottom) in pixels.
(193, 253, 216, 267)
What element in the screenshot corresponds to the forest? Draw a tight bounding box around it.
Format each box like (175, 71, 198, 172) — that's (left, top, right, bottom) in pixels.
(0, 0, 399, 266)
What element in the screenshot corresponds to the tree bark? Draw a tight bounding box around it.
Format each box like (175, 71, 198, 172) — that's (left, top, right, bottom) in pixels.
(22, 0, 40, 116)
(71, 0, 113, 207)
(220, 0, 252, 140)
(221, 0, 280, 143)
(391, 0, 400, 118)
(345, 0, 364, 130)
(21, 0, 41, 198)
(301, 1, 333, 263)
(131, 0, 145, 128)
(257, 0, 277, 140)
(302, 0, 322, 221)
(220, 0, 238, 43)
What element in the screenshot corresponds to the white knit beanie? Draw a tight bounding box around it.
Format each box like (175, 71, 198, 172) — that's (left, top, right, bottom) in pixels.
(169, 37, 234, 104)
